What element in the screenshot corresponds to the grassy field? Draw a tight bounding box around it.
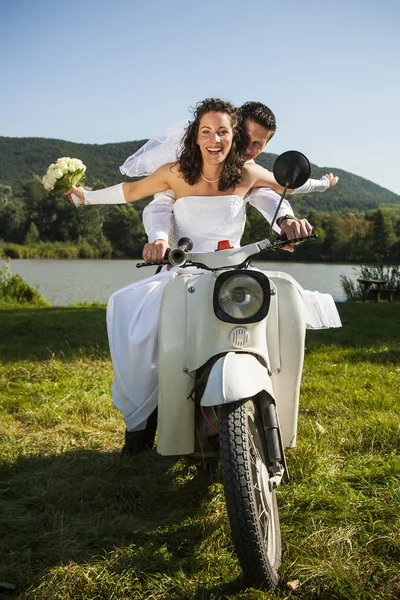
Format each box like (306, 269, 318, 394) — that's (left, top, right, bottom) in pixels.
(0, 302, 399, 600)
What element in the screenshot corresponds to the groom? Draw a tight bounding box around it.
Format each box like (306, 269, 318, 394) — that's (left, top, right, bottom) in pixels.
(142, 100, 339, 262)
(240, 101, 338, 234)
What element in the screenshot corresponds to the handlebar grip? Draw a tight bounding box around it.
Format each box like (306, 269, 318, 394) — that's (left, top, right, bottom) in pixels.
(278, 233, 318, 244)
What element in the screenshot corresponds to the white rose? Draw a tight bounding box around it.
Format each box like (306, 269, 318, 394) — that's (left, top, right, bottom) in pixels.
(68, 164, 76, 172)
(54, 169, 64, 179)
(69, 158, 86, 173)
(57, 162, 69, 174)
(43, 176, 56, 190)
(56, 158, 68, 170)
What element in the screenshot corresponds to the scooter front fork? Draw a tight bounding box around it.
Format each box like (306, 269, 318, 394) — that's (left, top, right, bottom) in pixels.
(262, 396, 286, 490)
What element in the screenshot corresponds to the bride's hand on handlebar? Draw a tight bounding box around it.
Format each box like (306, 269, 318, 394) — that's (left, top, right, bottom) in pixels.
(142, 239, 170, 263)
(64, 186, 85, 206)
(280, 217, 313, 252)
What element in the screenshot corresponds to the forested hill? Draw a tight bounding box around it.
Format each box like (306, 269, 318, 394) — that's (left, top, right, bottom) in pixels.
(0, 136, 144, 192)
(1, 136, 399, 213)
(253, 153, 400, 213)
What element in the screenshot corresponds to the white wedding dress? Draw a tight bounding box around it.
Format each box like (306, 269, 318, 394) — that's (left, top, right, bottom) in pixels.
(107, 195, 341, 431)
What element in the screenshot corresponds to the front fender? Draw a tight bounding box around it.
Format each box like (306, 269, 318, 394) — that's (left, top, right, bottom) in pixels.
(201, 352, 274, 407)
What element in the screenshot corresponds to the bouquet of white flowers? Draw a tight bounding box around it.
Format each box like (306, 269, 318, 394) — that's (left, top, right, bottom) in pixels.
(42, 157, 86, 195)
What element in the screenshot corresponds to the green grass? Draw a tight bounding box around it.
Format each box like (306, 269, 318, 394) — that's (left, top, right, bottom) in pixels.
(0, 302, 399, 599)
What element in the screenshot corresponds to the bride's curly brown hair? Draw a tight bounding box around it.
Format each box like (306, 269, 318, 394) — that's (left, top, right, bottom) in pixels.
(177, 98, 245, 192)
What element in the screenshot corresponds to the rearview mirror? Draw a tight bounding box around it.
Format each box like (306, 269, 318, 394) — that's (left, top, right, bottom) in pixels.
(273, 150, 311, 190)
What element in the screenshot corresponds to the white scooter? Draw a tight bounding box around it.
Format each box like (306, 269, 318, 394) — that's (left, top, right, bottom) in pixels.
(137, 151, 314, 589)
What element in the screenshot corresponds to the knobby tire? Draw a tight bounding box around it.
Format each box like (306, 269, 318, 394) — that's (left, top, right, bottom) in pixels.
(220, 397, 281, 589)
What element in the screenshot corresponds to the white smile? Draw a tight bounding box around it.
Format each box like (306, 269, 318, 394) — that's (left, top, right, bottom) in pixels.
(206, 147, 223, 154)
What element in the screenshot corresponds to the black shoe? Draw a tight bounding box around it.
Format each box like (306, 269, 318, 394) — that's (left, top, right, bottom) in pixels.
(120, 408, 158, 456)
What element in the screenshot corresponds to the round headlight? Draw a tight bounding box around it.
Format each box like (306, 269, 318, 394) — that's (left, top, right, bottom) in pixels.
(218, 274, 265, 319)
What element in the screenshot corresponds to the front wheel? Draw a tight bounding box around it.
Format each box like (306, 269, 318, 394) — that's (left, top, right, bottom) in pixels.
(220, 397, 282, 589)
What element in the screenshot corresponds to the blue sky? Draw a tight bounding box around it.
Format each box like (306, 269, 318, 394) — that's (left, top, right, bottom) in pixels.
(1, 0, 399, 194)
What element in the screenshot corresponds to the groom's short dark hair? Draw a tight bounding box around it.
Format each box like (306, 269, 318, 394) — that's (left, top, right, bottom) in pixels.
(240, 101, 276, 132)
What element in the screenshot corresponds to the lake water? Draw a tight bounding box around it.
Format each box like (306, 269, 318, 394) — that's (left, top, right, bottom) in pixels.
(1, 258, 360, 305)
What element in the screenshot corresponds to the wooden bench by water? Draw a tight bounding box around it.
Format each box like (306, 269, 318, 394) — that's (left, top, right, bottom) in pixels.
(357, 278, 396, 302)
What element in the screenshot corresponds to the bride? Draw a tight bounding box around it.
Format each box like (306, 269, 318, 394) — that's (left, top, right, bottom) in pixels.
(66, 97, 340, 454)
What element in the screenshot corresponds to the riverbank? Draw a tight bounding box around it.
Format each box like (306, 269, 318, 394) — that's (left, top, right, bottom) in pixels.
(0, 258, 359, 304)
(1, 302, 399, 599)
(0, 241, 112, 260)
(3, 241, 400, 266)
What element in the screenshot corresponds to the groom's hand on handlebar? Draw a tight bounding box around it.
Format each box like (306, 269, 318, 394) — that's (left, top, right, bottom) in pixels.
(142, 239, 170, 263)
(279, 217, 313, 252)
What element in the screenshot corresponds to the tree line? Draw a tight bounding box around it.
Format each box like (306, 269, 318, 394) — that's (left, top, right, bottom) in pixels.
(1, 178, 400, 264)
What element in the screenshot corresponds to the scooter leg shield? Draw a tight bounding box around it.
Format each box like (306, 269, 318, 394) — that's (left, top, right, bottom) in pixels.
(201, 352, 274, 407)
(158, 273, 195, 456)
(267, 274, 306, 449)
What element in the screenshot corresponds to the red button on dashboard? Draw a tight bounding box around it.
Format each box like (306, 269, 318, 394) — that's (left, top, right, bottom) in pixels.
(217, 240, 233, 251)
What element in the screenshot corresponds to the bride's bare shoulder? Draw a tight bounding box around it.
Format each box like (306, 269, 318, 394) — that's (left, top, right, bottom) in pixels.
(245, 161, 271, 175)
(243, 161, 267, 183)
(150, 162, 183, 187)
(153, 161, 178, 173)
(159, 161, 184, 181)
